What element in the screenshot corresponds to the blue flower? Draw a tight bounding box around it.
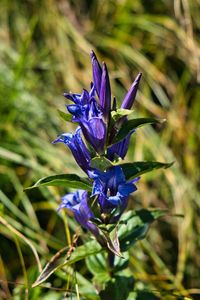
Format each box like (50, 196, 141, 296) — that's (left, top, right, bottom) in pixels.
(99, 62, 111, 119)
(64, 85, 96, 105)
(90, 51, 111, 119)
(90, 50, 102, 98)
(89, 166, 139, 210)
(53, 51, 144, 239)
(59, 190, 99, 237)
(107, 131, 135, 160)
(63, 52, 112, 154)
(65, 84, 107, 154)
(80, 117, 106, 154)
(52, 127, 91, 174)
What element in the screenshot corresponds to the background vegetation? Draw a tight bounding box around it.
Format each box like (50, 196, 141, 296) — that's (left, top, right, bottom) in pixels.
(0, 0, 199, 299)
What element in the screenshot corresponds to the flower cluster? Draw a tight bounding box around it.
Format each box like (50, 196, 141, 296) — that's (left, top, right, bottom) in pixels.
(53, 51, 142, 245)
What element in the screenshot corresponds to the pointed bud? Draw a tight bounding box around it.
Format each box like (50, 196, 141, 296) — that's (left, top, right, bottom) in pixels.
(121, 72, 142, 109)
(99, 62, 111, 119)
(90, 50, 102, 97)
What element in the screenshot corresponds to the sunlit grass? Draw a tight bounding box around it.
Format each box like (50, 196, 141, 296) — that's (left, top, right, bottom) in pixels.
(0, 0, 199, 299)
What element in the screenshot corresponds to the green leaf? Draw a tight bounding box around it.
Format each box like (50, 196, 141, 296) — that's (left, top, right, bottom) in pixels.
(57, 109, 72, 122)
(97, 226, 123, 257)
(25, 174, 92, 191)
(86, 252, 110, 284)
(120, 161, 174, 180)
(99, 272, 134, 300)
(86, 251, 129, 283)
(104, 229, 123, 257)
(32, 245, 69, 287)
(114, 252, 129, 272)
(113, 118, 165, 144)
(127, 290, 160, 300)
(32, 240, 102, 287)
(90, 156, 113, 171)
(111, 108, 135, 122)
(118, 209, 166, 252)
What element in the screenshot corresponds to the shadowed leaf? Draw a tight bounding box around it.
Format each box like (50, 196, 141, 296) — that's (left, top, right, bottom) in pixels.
(120, 161, 174, 180)
(57, 109, 72, 122)
(90, 156, 113, 171)
(113, 118, 165, 144)
(118, 209, 167, 252)
(32, 240, 102, 287)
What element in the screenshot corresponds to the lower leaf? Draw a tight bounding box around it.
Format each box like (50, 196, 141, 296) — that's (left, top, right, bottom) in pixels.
(118, 209, 167, 252)
(32, 239, 102, 287)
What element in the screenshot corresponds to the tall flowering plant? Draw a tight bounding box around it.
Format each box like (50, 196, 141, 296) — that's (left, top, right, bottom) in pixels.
(28, 52, 172, 298)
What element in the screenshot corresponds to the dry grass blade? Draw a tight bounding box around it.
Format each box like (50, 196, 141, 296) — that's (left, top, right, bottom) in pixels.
(0, 215, 42, 273)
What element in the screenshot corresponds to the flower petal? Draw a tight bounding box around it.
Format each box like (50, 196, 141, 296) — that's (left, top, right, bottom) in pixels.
(81, 118, 106, 153)
(53, 128, 91, 173)
(107, 130, 135, 160)
(99, 62, 111, 118)
(90, 50, 102, 97)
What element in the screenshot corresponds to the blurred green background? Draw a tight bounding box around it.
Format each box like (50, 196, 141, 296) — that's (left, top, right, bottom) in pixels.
(0, 0, 199, 299)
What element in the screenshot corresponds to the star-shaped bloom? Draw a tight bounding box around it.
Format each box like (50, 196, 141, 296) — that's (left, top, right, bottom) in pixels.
(89, 166, 139, 210)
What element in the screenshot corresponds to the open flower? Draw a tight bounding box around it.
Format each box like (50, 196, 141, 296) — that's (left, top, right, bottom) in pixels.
(89, 166, 139, 211)
(65, 85, 107, 154)
(59, 52, 142, 160)
(59, 190, 99, 238)
(52, 127, 91, 174)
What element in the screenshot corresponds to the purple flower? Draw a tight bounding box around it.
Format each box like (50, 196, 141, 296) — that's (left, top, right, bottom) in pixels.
(59, 190, 99, 237)
(99, 62, 111, 119)
(90, 50, 102, 97)
(90, 51, 111, 119)
(80, 118, 106, 154)
(53, 51, 144, 237)
(64, 85, 95, 105)
(107, 131, 134, 160)
(52, 127, 91, 174)
(67, 96, 101, 123)
(89, 166, 139, 211)
(65, 85, 107, 154)
(62, 52, 113, 153)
